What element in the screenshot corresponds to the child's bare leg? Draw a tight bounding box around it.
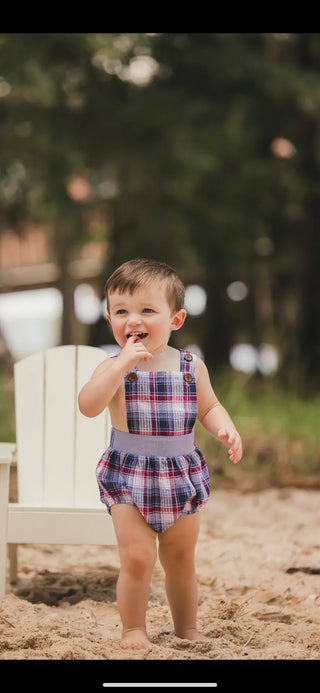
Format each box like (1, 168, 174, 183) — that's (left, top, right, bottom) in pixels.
(158, 513, 208, 641)
(111, 504, 157, 649)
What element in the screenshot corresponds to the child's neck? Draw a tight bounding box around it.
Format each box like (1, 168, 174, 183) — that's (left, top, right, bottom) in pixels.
(137, 344, 179, 371)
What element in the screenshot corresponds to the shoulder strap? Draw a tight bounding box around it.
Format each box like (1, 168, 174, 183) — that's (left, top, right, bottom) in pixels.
(179, 349, 196, 373)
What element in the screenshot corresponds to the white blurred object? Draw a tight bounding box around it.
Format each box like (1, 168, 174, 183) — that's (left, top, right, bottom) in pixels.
(101, 298, 108, 319)
(230, 342, 278, 375)
(99, 344, 121, 355)
(258, 343, 278, 375)
(226, 281, 248, 301)
(184, 285, 207, 316)
(0, 288, 63, 359)
(74, 283, 101, 324)
(229, 343, 258, 374)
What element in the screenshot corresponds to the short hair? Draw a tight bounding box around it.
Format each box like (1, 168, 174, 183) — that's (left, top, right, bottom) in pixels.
(105, 258, 185, 313)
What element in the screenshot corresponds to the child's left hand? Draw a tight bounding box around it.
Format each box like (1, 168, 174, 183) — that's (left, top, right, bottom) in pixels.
(217, 428, 242, 464)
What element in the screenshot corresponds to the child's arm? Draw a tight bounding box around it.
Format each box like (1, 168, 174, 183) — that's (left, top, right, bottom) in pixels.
(196, 358, 242, 465)
(78, 336, 152, 417)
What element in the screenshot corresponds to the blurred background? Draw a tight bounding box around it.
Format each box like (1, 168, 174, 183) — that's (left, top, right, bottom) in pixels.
(1, 32, 320, 489)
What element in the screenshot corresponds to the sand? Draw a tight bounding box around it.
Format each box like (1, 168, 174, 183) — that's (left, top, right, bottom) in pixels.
(1, 488, 320, 663)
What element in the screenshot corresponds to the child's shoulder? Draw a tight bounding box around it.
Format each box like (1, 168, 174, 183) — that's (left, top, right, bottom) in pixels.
(90, 353, 114, 380)
(183, 352, 208, 381)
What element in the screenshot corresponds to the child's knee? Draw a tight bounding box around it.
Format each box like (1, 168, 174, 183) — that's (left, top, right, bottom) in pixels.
(159, 542, 195, 572)
(122, 544, 157, 577)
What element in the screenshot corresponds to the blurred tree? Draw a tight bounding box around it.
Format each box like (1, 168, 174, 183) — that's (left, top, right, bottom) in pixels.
(1, 33, 320, 389)
(135, 33, 320, 388)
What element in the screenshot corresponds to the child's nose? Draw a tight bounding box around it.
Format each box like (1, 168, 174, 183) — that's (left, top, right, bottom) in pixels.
(128, 314, 142, 326)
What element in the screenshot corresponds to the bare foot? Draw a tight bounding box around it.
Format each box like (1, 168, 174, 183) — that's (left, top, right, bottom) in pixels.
(121, 627, 151, 650)
(175, 627, 210, 642)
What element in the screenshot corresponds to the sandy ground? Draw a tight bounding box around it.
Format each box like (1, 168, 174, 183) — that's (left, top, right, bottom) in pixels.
(1, 488, 320, 664)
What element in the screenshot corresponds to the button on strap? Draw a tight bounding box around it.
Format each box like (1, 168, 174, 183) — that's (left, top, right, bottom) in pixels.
(127, 371, 138, 381)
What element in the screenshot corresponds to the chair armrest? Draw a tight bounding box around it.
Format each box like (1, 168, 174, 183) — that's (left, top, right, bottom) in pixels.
(0, 443, 17, 465)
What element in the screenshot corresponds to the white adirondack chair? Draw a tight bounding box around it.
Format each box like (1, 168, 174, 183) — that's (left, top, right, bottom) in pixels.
(0, 345, 116, 598)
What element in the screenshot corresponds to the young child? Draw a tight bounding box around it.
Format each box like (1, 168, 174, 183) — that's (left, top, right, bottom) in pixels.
(78, 258, 242, 650)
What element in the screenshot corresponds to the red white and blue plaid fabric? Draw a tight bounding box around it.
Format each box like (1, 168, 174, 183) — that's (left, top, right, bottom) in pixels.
(96, 349, 210, 533)
(125, 350, 197, 435)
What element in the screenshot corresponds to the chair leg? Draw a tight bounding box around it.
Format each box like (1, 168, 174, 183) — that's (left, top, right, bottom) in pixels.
(0, 543, 6, 598)
(0, 463, 10, 598)
(8, 544, 18, 584)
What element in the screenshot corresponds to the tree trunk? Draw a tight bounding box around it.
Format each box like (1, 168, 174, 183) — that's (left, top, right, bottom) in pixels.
(298, 198, 320, 387)
(296, 35, 320, 388)
(55, 233, 75, 345)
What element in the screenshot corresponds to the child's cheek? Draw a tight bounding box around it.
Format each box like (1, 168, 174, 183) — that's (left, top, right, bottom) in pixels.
(110, 322, 124, 345)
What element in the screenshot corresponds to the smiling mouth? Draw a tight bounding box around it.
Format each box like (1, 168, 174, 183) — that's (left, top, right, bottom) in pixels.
(127, 332, 148, 341)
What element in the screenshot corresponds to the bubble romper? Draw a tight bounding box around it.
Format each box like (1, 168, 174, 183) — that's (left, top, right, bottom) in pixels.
(96, 349, 210, 533)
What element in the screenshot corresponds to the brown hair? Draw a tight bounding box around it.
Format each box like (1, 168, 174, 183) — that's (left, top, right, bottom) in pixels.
(105, 258, 185, 313)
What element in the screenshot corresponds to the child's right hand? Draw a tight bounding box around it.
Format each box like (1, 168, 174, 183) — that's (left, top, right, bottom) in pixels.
(117, 335, 153, 372)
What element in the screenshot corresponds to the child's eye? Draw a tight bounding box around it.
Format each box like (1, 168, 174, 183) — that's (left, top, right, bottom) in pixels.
(116, 309, 127, 315)
(143, 308, 154, 313)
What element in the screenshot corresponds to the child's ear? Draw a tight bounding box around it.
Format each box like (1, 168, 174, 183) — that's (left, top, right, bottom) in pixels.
(170, 309, 187, 331)
(106, 313, 111, 324)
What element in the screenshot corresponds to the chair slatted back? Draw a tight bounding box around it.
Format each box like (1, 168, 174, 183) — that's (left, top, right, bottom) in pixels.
(14, 345, 110, 508)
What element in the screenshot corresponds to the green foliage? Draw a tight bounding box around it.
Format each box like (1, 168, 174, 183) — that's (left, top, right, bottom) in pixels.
(196, 369, 320, 489)
(1, 362, 318, 488)
(0, 374, 15, 443)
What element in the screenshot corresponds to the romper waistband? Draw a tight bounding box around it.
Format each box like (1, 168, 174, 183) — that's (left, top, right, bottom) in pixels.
(109, 427, 195, 457)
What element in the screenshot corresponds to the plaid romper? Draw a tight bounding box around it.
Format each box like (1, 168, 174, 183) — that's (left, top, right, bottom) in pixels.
(96, 349, 210, 533)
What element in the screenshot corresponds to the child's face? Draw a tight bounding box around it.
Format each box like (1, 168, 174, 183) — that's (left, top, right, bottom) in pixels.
(107, 281, 186, 353)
